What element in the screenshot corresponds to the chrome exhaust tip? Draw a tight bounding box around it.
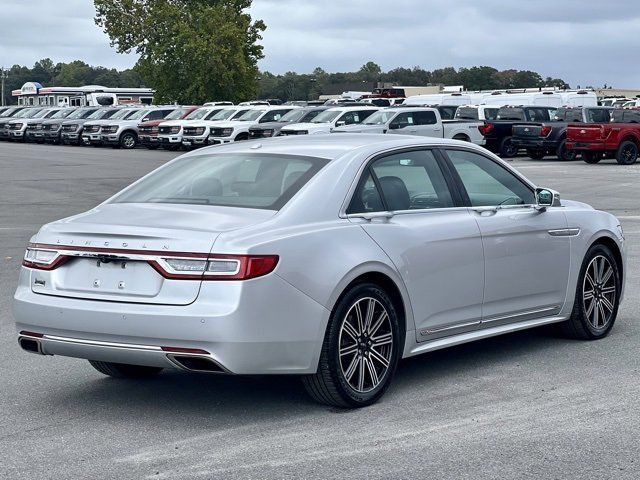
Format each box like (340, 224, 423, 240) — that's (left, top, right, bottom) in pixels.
(166, 354, 227, 373)
(18, 336, 44, 355)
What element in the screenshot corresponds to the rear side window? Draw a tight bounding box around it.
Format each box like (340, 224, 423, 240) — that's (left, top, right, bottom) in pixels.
(484, 108, 499, 120)
(587, 109, 611, 123)
(348, 150, 454, 213)
(111, 153, 329, 210)
(611, 110, 640, 123)
(455, 107, 478, 120)
(413, 111, 437, 125)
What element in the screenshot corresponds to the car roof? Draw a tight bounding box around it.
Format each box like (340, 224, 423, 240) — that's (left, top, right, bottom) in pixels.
(182, 133, 473, 161)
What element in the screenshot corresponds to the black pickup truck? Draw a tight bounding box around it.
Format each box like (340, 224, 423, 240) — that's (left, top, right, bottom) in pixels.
(511, 107, 613, 160)
(478, 106, 559, 157)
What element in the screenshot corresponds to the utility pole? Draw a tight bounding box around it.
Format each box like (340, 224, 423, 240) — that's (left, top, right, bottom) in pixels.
(0, 67, 8, 106)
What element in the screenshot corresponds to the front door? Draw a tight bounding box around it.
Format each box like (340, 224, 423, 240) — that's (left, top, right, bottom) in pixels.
(347, 148, 485, 341)
(443, 148, 571, 325)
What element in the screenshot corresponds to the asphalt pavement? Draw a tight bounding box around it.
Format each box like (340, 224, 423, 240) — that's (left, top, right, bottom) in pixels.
(1, 141, 639, 479)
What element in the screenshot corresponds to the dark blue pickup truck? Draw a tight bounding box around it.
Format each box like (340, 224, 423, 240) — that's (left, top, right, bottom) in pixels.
(478, 106, 559, 157)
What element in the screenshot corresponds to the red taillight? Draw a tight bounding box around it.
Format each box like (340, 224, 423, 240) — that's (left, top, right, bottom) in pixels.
(540, 125, 552, 137)
(478, 123, 494, 136)
(150, 254, 279, 281)
(160, 346, 209, 354)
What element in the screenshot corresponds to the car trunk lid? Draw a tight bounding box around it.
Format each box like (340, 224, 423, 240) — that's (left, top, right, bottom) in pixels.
(30, 203, 276, 305)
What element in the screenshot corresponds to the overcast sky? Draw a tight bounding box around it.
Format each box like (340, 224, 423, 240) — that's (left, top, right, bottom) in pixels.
(2, 0, 640, 88)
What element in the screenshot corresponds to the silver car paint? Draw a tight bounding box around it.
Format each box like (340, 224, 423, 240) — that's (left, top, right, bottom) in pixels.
(13, 135, 625, 375)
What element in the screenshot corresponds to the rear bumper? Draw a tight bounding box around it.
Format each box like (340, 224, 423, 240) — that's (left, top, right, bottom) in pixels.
(565, 141, 606, 151)
(13, 268, 329, 375)
(511, 138, 558, 149)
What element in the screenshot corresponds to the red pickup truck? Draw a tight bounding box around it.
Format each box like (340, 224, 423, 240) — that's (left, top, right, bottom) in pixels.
(566, 109, 640, 164)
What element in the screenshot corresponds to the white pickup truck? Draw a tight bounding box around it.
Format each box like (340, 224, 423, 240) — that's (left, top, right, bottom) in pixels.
(332, 107, 485, 145)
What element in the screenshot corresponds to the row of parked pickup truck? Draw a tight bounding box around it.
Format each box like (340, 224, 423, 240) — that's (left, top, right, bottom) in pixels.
(1, 102, 640, 165)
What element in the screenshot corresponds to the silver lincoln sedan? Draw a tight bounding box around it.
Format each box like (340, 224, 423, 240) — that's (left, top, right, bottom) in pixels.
(14, 134, 625, 407)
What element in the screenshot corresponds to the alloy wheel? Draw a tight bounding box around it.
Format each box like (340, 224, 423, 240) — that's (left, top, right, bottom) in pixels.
(582, 255, 617, 330)
(338, 297, 393, 393)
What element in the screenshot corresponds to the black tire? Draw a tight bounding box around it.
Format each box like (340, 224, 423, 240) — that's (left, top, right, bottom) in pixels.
(526, 149, 546, 160)
(561, 244, 620, 340)
(302, 283, 402, 408)
(120, 131, 138, 149)
(582, 151, 602, 164)
(453, 134, 470, 142)
(615, 140, 638, 165)
(556, 139, 577, 161)
(234, 133, 249, 142)
(499, 137, 518, 158)
(89, 360, 163, 378)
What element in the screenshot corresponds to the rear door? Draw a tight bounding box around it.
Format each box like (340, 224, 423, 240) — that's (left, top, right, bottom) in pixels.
(348, 148, 485, 341)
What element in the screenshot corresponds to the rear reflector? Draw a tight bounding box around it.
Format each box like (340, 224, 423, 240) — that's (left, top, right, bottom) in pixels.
(20, 330, 44, 338)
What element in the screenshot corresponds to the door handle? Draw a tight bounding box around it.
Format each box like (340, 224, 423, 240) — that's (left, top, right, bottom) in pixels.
(471, 206, 498, 216)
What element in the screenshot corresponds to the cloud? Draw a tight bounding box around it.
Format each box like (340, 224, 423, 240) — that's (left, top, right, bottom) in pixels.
(2, 0, 640, 88)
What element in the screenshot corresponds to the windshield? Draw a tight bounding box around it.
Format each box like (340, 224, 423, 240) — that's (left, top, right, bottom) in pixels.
(87, 108, 112, 120)
(124, 109, 149, 120)
(67, 108, 95, 120)
(237, 109, 266, 121)
(310, 110, 342, 123)
(111, 153, 329, 210)
(363, 111, 398, 125)
(164, 108, 189, 120)
(279, 109, 308, 123)
(107, 108, 137, 120)
(16, 108, 43, 118)
(50, 109, 75, 119)
(208, 109, 237, 121)
(184, 108, 210, 120)
(35, 109, 56, 119)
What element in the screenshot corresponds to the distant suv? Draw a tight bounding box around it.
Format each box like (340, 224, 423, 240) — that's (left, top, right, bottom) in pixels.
(60, 107, 112, 145)
(156, 106, 226, 150)
(512, 106, 613, 160)
(455, 105, 500, 121)
(100, 107, 175, 149)
(181, 107, 253, 148)
(207, 106, 300, 145)
(248, 106, 329, 139)
(138, 106, 199, 149)
(478, 106, 559, 157)
(28, 108, 78, 143)
(280, 106, 379, 135)
(8, 108, 61, 142)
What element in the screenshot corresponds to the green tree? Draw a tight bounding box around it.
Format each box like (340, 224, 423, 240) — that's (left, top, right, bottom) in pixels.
(94, 0, 266, 104)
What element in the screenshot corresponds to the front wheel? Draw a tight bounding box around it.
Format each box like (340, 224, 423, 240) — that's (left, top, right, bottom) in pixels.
(616, 140, 638, 165)
(120, 132, 138, 149)
(582, 151, 602, 164)
(526, 149, 546, 160)
(561, 244, 620, 340)
(89, 360, 163, 378)
(302, 283, 402, 408)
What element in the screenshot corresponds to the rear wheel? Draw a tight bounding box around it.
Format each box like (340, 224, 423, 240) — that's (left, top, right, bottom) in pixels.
(89, 360, 163, 378)
(302, 283, 402, 408)
(526, 149, 546, 160)
(556, 139, 577, 161)
(616, 140, 638, 165)
(582, 151, 602, 164)
(561, 244, 620, 340)
(499, 137, 518, 158)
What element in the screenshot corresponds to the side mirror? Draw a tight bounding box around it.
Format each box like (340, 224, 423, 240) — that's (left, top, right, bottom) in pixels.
(142, 117, 149, 122)
(535, 188, 560, 208)
(388, 123, 401, 130)
(335, 121, 346, 127)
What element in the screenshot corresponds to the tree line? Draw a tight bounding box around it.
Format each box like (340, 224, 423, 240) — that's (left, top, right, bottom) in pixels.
(3, 58, 570, 106)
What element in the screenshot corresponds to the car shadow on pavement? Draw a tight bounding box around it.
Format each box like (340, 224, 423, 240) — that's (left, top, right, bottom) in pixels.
(44, 325, 591, 420)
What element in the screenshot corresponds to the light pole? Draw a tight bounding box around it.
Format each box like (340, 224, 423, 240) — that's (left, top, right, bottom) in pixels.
(0, 67, 8, 106)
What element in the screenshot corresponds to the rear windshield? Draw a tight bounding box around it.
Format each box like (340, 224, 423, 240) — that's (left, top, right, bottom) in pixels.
(110, 153, 329, 210)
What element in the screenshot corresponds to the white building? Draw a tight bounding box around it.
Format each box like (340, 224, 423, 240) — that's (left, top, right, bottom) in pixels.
(12, 82, 155, 107)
